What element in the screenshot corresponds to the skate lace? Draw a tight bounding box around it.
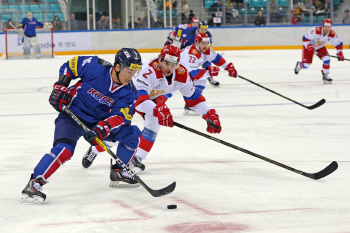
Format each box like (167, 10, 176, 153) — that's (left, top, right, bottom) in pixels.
(33, 182, 43, 192)
(87, 151, 97, 162)
(121, 170, 135, 180)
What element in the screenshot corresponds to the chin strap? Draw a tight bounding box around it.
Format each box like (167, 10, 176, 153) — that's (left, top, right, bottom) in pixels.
(114, 66, 122, 84)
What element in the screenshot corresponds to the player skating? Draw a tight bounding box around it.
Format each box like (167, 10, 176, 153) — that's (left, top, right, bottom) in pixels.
(20, 49, 143, 204)
(19, 12, 44, 59)
(82, 45, 222, 173)
(164, 17, 200, 46)
(181, 33, 237, 116)
(294, 18, 344, 84)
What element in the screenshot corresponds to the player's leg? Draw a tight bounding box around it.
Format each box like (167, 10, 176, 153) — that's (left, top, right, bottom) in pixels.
(317, 47, 332, 84)
(32, 36, 41, 59)
(19, 112, 85, 204)
(23, 36, 31, 59)
(204, 62, 220, 87)
(295, 46, 313, 74)
(184, 78, 206, 116)
(108, 125, 142, 187)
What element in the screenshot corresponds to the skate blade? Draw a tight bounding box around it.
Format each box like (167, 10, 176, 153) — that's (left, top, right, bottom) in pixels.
(18, 194, 44, 205)
(210, 84, 220, 87)
(323, 80, 332, 84)
(183, 110, 200, 116)
(109, 181, 141, 188)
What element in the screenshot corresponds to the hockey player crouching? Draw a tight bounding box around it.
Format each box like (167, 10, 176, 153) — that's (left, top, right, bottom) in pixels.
(82, 45, 222, 173)
(19, 12, 44, 59)
(294, 18, 344, 84)
(181, 33, 238, 116)
(20, 49, 143, 204)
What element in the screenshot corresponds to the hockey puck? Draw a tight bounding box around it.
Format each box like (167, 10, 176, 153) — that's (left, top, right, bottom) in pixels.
(167, 205, 177, 209)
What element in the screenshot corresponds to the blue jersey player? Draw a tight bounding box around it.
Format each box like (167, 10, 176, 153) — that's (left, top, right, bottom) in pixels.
(20, 48, 143, 204)
(19, 12, 44, 59)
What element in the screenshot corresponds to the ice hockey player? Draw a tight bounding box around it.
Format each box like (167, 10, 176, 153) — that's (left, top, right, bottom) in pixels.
(19, 12, 44, 59)
(294, 18, 344, 84)
(82, 45, 222, 173)
(164, 17, 200, 46)
(19, 48, 143, 204)
(181, 33, 238, 116)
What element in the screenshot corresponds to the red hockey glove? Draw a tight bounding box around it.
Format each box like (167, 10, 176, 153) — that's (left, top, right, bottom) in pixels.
(83, 116, 124, 146)
(152, 95, 168, 105)
(153, 103, 173, 127)
(49, 81, 71, 112)
(307, 44, 315, 54)
(207, 66, 220, 77)
(202, 109, 221, 134)
(224, 62, 237, 78)
(337, 51, 344, 61)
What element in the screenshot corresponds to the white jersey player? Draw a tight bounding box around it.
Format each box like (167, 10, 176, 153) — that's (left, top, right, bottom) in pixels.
(82, 45, 222, 173)
(294, 18, 344, 84)
(180, 33, 238, 115)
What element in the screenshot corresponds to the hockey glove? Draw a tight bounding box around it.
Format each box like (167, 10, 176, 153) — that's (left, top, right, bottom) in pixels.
(307, 44, 315, 54)
(83, 116, 124, 146)
(49, 81, 71, 112)
(153, 103, 173, 127)
(152, 95, 168, 105)
(224, 62, 237, 78)
(203, 109, 221, 134)
(207, 66, 220, 77)
(164, 37, 173, 46)
(337, 51, 344, 61)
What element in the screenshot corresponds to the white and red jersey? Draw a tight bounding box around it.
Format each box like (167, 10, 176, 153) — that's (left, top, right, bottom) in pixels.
(303, 26, 343, 51)
(133, 58, 210, 116)
(181, 45, 229, 80)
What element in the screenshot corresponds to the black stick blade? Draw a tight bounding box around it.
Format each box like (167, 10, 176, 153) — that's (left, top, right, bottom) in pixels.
(307, 99, 326, 110)
(149, 182, 176, 197)
(303, 161, 338, 180)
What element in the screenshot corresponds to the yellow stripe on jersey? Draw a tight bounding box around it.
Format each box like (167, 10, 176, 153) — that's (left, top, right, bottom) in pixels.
(177, 29, 182, 38)
(68, 56, 79, 77)
(120, 107, 133, 121)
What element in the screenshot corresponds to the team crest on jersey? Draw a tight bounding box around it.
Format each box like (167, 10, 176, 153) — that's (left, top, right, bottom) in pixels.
(316, 27, 321, 31)
(191, 49, 198, 55)
(87, 88, 114, 107)
(177, 66, 186, 75)
(152, 62, 161, 71)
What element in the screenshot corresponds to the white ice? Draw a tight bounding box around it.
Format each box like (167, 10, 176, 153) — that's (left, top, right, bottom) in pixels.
(0, 50, 349, 233)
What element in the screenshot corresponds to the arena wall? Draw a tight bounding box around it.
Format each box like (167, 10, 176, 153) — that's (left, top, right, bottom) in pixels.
(0, 25, 349, 57)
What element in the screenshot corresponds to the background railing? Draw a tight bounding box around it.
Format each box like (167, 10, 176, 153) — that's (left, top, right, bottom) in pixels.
(1, 0, 349, 32)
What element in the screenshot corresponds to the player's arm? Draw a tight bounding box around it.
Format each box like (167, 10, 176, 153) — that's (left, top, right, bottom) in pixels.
(331, 33, 344, 61)
(210, 49, 237, 77)
(180, 77, 221, 133)
(36, 20, 44, 27)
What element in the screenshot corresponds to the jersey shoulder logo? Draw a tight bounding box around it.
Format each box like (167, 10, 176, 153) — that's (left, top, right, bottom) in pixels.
(150, 60, 161, 71)
(69, 56, 79, 77)
(177, 66, 186, 75)
(120, 107, 133, 121)
(82, 57, 92, 67)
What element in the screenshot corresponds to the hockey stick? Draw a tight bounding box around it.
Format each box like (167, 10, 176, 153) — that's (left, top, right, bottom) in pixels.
(173, 122, 338, 180)
(315, 52, 350, 61)
(238, 75, 326, 110)
(62, 105, 176, 197)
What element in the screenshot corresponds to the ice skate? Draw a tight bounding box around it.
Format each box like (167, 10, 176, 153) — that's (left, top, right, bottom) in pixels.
(322, 71, 332, 84)
(295, 62, 301, 74)
(130, 156, 145, 173)
(82, 146, 98, 168)
(207, 77, 220, 87)
(19, 174, 47, 204)
(183, 104, 200, 116)
(109, 159, 140, 188)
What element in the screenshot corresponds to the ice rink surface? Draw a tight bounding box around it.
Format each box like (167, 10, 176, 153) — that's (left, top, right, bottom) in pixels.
(0, 50, 349, 233)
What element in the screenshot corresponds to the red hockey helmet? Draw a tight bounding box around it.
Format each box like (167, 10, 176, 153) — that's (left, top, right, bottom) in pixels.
(192, 17, 199, 23)
(323, 18, 332, 27)
(195, 33, 210, 43)
(160, 44, 181, 63)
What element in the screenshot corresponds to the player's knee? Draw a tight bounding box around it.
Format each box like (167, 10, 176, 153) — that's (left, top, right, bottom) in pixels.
(122, 126, 142, 149)
(52, 139, 76, 156)
(322, 58, 330, 64)
(301, 63, 311, 69)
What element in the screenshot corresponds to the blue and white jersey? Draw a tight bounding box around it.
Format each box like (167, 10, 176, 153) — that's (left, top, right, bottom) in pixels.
(19, 17, 44, 37)
(178, 27, 213, 49)
(59, 56, 138, 130)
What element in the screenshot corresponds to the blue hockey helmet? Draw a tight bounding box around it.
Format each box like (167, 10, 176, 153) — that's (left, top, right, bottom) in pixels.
(198, 21, 208, 31)
(114, 48, 142, 71)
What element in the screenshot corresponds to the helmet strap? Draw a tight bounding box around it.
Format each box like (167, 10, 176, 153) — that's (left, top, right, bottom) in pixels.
(114, 64, 122, 84)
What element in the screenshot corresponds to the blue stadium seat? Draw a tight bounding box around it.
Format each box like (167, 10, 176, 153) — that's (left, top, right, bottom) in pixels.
(247, 0, 253, 6)
(30, 4, 40, 12)
(47, 12, 54, 21)
(279, 0, 289, 7)
(238, 8, 245, 16)
(261, 0, 267, 7)
(158, 10, 164, 18)
(40, 4, 50, 11)
(9, 5, 18, 10)
(205, 0, 213, 8)
(278, 7, 286, 15)
(56, 13, 64, 21)
(34, 13, 43, 21)
(19, 5, 30, 12)
(251, 0, 262, 7)
(248, 7, 258, 15)
(7, 0, 16, 3)
(1, 4, 9, 9)
(2, 14, 12, 22)
(50, 4, 61, 12)
(301, 16, 310, 23)
(333, 0, 340, 5)
(39, 0, 57, 2)
(316, 15, 327, 23)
